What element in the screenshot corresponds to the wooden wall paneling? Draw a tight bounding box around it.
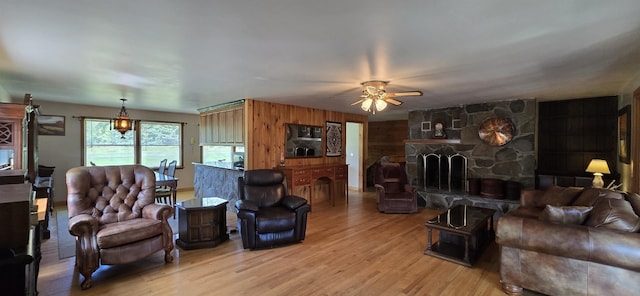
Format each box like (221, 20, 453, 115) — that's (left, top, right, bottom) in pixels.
(218, 111, 226, 144)
(211, 113, 219, 144)
(245, 99, 367, 171)
(223, 110, 232, 143)
(233, 108, 243, 144)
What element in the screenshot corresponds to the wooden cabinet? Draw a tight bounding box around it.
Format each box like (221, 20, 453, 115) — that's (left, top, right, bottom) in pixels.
(199, 104, 244, 145)
(0, 102, 38, 182)
(278, 164, 348, 206)
(176, 197, 229, 250)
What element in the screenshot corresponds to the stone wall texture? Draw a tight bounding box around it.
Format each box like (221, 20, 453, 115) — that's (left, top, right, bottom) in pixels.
(194, 164, 243, 212)
(406, 99, 536, 189)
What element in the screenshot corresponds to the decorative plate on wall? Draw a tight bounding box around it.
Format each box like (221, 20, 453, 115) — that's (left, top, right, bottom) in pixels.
(478, 117, 515, 146)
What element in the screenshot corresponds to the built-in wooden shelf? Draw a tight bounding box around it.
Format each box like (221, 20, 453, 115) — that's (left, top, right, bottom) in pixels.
(404, 139, 462, 144)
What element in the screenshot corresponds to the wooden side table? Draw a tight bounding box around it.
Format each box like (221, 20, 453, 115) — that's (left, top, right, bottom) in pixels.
(176, 197, 229, 250)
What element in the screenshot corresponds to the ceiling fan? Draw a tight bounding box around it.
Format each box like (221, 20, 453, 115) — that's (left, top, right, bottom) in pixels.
(351, 80, 423, 114)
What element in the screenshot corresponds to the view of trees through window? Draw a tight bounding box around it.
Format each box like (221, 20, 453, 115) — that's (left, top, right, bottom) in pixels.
(84, 119, 182, 167)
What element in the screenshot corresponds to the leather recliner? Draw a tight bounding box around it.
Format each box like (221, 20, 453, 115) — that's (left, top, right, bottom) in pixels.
(374, 162, 418, 213)
(235, 169, 311, 249)
(66, 165, 174, 290)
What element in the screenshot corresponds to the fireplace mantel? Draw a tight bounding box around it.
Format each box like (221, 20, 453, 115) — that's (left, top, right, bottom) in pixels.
(404, 139, 461, 144)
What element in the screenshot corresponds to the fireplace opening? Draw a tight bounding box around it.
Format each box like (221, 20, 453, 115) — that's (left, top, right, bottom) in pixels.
(417, 153, 468, 193)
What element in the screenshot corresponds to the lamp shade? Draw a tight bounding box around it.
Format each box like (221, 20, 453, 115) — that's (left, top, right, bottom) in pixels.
(585, 159, 610, 174)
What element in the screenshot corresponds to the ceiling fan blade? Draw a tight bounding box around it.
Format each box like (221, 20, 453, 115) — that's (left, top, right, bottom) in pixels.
(351, 98, 367, 105)
(384, 97, 404, 106)
(387, 91, 423, 97)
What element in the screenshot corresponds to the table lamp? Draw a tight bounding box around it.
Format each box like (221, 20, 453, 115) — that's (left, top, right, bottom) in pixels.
(585, 159, 610, 188)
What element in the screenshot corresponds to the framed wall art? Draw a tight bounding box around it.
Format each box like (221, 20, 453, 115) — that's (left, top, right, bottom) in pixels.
(325, 121, 342, 157)
(619, 105, 631, 164)
(38, 115, 65, 136)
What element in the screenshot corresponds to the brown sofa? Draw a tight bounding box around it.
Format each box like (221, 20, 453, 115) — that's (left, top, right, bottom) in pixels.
(496, 185, 640, 295)
(66, 165, 174, 289)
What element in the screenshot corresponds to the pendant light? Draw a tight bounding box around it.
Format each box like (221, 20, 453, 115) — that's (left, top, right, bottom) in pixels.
(111, 98, 133, 139)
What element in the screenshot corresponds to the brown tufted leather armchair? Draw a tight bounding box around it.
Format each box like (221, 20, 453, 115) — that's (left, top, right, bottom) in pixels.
(374, 162, 418, 213)
(236, 169, 311, 249)
(66, 165, 174, 290)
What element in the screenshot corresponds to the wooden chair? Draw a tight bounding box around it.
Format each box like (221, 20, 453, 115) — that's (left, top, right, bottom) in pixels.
(155, 160, 177, 205)
(158, 159, 167, 175)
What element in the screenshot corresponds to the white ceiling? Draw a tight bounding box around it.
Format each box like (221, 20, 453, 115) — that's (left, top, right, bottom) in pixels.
(2, 1, 640, 121)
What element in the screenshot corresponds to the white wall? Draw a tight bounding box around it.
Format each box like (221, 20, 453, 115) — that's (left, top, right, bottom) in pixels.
(35, 101, 200, 205)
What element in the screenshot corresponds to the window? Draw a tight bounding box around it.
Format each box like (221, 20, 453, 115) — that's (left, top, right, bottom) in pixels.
(140, 122, 181, 167)
(202, 146, 244, 163)
(83, 118, 183, 167)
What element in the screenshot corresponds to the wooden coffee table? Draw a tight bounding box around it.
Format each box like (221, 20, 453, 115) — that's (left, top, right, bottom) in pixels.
(424, 205, 495, 267)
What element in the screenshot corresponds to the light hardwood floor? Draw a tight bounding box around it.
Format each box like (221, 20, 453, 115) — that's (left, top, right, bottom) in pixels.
(38, 190, 513, 296)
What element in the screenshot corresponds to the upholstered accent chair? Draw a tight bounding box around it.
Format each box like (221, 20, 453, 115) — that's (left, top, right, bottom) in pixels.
(374, 162, 418, 213)
(236, 169, 311, 249)
(66, 165, 174, 290)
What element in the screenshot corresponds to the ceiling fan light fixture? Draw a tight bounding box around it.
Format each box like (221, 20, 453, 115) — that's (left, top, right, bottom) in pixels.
(354, 80, 423, 114)
(375, 99, 387, 111)
(361, 98, 373, 112)
(111, 98, 133, 139)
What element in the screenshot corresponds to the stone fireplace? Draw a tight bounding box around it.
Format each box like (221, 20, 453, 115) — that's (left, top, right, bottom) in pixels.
(405, 99, 537, 215)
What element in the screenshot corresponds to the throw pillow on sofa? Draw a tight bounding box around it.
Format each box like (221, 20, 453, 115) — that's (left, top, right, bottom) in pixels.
(585, 198, 640, 232)
(539, 205, 593, 225)
(572, 188, 625, 207)
(531, 185, 583, 208)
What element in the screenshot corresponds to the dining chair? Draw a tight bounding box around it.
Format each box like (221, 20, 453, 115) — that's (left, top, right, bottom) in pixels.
(158, 159, 167, 175)
(155, 160, 177, 205)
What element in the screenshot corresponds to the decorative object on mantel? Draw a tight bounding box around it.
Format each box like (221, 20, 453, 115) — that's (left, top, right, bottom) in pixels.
(585, 159, 610, 188)
(111, 98, 133, 139)
(478, 117, 514, 146)
(432, 119, 447, 139)
(325, 121, 342, 157)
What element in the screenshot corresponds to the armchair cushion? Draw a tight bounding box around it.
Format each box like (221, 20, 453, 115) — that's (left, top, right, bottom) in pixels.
(96, 218, 163, 249)
(256, 207, 296, 233)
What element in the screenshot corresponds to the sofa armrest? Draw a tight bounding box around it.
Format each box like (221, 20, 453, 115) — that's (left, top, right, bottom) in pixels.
(520, 189, 544, 207)
(142, 203, 173, 220)
(235, 199, 259, 212)
(496, 215, 640, 272)
(281, 195, 308, 210)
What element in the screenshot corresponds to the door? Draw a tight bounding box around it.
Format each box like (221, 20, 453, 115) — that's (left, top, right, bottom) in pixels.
(346, 122, 363, 191)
